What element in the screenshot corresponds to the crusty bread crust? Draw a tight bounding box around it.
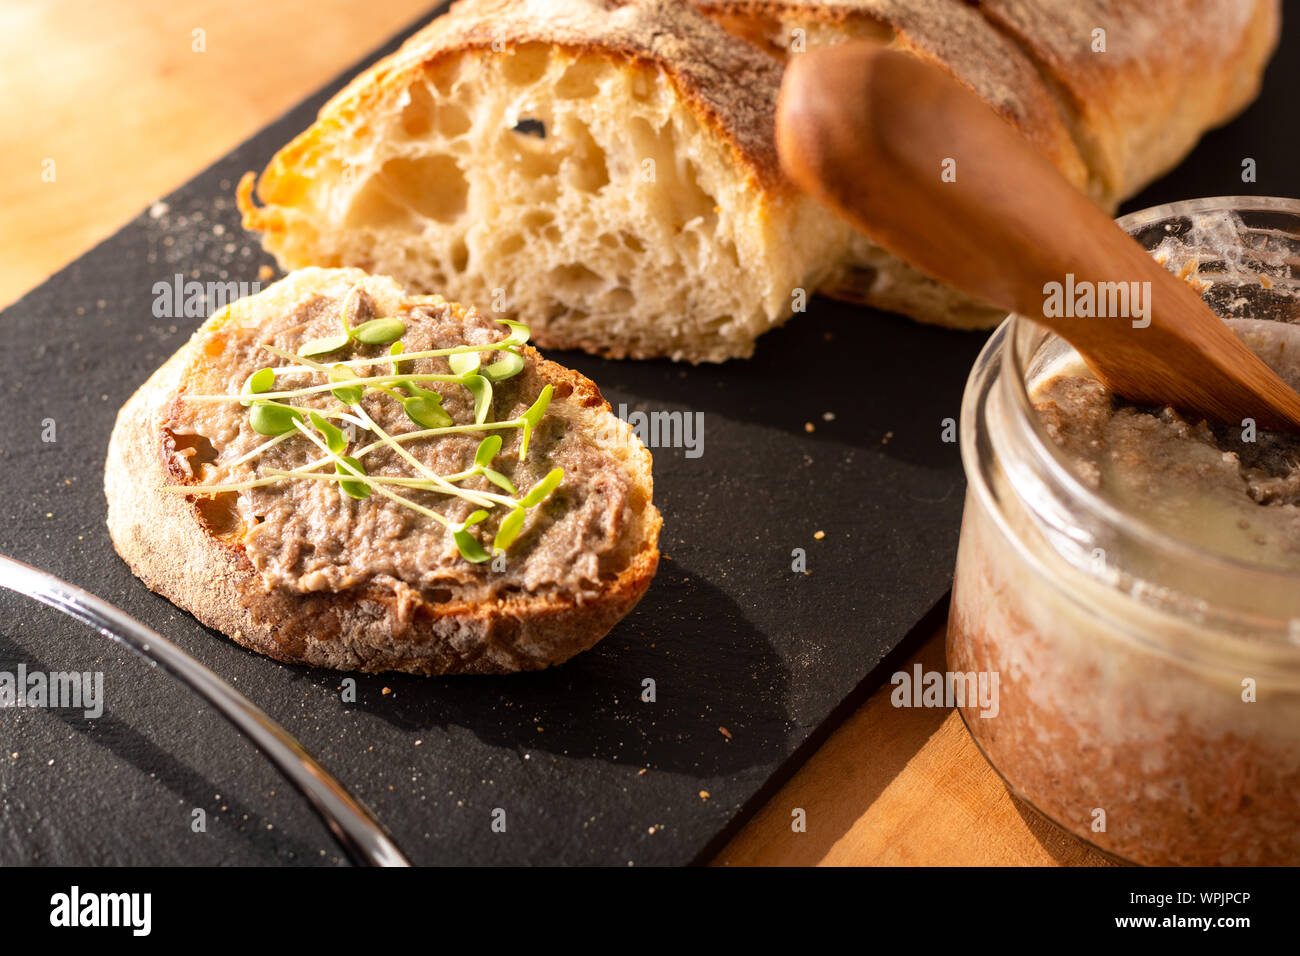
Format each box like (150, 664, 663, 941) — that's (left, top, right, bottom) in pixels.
(105, 268, 662, 675)
(976, 0, 1280, 204)
(696, 0, 1092, 197)
(696, 0, 1281, 322)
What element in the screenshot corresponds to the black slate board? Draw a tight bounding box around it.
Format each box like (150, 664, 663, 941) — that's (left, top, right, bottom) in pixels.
(2, 8, 1298, 867)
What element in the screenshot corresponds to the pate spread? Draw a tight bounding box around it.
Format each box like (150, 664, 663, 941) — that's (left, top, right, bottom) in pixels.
(1032, 318, 1300, 569)
(168, 288, 639, 602)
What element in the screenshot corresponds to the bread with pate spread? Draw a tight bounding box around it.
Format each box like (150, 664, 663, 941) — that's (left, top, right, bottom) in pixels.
(105, 268, 661, 674)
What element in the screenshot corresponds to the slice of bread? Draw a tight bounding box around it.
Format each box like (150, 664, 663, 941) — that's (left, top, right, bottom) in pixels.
(238, 0, 846, 362)
(105, 267, 661, 675)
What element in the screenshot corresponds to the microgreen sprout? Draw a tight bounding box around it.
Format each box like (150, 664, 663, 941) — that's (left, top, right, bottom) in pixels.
(483, 351, 525, 382)
(297, 334, 352, 358)
(351, 317, 407, 345)
(241, 367, 275, 406)
(298, 287, 407, 356)
(249, 401, 304, 436)
(329, 364, 365, 405)
(496, 320, 531, 349)
(334, 455, 371, 499)
(471, 435, 517, 494)
(348, 404, 496, 510)
(520, 467, 564, 508)
(462, 374, 493, 426)
(169, 297, 559, 565)
(391, 341, 453, 429)
(448, 351, 480, 375)
(518, 384, 553, 460)
(308, 411, 347, 454)
(448, 510, 491, 564)
(493, 507, 527, 554)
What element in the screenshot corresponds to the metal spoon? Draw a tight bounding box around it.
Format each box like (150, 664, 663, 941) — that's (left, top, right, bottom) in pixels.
(0, 554, 410, 867)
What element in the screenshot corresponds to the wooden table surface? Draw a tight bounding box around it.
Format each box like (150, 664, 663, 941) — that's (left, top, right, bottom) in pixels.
(0, 0, 1106, 866)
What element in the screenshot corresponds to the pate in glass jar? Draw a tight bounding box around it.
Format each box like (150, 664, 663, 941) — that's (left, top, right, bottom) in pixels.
(949, 197, 1300, 866)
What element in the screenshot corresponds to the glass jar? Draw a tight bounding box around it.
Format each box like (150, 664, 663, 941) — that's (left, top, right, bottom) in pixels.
(950, 196, 1300, 866)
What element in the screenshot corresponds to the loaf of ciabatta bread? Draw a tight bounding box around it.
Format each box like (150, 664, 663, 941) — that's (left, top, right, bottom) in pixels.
(238, 0, 1280, 354)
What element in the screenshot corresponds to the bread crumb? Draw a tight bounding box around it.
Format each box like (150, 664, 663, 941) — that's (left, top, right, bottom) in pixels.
(699, 790, 710, 801)
(803, 422, 815, 433)
(822, 412, 835, 422)
(718, 726, 732, 740)
(637, 768, 647, 776)
(258, 264, 275, 282)
(813, 530, 825, 540)
(382, 687, 392, 696)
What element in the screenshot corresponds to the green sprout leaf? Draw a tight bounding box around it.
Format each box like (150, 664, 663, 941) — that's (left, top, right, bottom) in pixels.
(448, 351, 481, 375)
(403, 393, 453, 429)
(240, 367, 275, 407)
(493, 506, 527, 553)
(470, 436, 516, 492)
(462, 374, 492, 425)
(448, 509, 489, 534)
(334, 455, 371, 499)
(481, 468, 517, 495)
(299, 334, 351, 358)
(482, 350, 525, 382)
(308, 411, 347, 455)
(338, 285, 360, 334)
(352, 317, 406, 345)
(329, 364, 365, 405)
(474, 435, 502, 468)
(520, 467, 563, 508)
(448, 509, 491, 563)
(495, 319, 530, 349)
(518, 384, 553, 459)
(453, 530, 491, 563)
(520, 384, 553, 429)
(249, 401, 303, 436)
